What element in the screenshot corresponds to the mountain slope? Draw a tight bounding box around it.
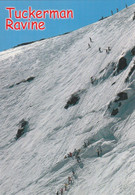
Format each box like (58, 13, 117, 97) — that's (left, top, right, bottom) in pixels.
(0, 4, 135, 195)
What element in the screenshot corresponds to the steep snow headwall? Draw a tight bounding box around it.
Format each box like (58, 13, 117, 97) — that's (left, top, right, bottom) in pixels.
(0, 4, 135, 195)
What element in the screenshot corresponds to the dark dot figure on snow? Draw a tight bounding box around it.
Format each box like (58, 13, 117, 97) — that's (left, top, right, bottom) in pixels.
(97, 147, 102, 157)
(97, 148, 100, 157)
(65, 183, 68, 191)
(68, 176, 73, 184)
(106, 49, 109, 54)
(76, 155, 81, 163)
(126, 4, 128, 8)
(89, 37, 92, 42)
(68, 152, 73, 158)
(73, 149, 77, 156)
(87, 140, 90, 146)
(111, 10, 113, 15)
(133, 12, 135, 20)
(99, 146, 102, 156)
(116, 8, 119, 12)
(83, 141, 87, 148)
(99, 47, 102, 53)
(101, 16, 104, 20)
(108, 46, 111, 51)
(56, 191, 59, 195)
(60, 188, 63, 195)
(72, 170, 75, 176)
(88, 43, 91, 48)
(90, 76, 96, 84)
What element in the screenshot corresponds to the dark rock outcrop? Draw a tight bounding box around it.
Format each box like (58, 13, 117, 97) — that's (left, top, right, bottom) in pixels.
(9, 76, 35, 88)
(125, 64, 135, 82)
(111, 108, 119, 116)
(99, 16, 108, 21)
(16, 119, 28, 139)
(112, 82, 116, 86)
(115, 92, 128, 102)
(64, 94, 80, 109)
(131, 47, 135, 56)
(108, 91, 128, 117)
(26, 77, 35, 82)
(117, 57, 127, 73)
(14, 41, 34, 48)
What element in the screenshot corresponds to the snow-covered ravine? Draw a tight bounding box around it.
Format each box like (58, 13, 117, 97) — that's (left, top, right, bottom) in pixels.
(0, 4, 135, 195)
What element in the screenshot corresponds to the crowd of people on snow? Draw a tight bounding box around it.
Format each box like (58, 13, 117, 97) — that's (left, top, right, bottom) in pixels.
(56, 140, 103, 194)
(87, 5, 135, 51)
(87, 37, 111, 54)
(56, 139, 102, 194)
(64, 148, 81, 163)
(111, 4, 135, 21)
(110, 4, 128, 16)
(56, 170, 76, 195)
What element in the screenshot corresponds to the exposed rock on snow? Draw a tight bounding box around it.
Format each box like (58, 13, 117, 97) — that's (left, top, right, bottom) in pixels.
(108, 91, 128, 116)
(125, 64, 135, 82)
(115, 92, 128, 101)
(16, 119, 29, 139)
(117, 57, 127, 72)
(111, 108, 119, 116)
(9, 76, 35, 88)
(131, 46, 135, 55)
(64, 93, 80, 109)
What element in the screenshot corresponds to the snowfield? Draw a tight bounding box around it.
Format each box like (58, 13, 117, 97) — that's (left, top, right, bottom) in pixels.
(0, 4, 135, 195)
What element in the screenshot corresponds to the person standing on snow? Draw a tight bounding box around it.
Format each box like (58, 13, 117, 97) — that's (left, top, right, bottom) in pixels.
(106, 49, 109, 54)
(108, 46, 111, 51)
(97, 148, 100, 157)
(73, 149, 77, 156)
(60, 188, 63, 195)
(99, 47, 102, 53)
(65, 183, 68, 191)
(72, 170, 75, 176)
(88, 43, 91, 48)
(133, 12, 135, 20)
(99, 146, 102, 156)
(76, 155, 81, 163)
(89, 37, 92, 42)
(83, 141, 87, 148)
(68, 152, 73, 158)
(68, 176, 73, 184)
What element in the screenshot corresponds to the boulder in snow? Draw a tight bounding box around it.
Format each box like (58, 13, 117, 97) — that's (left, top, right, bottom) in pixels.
(111, 108, 119, 116)
(16, 119, 28, 139)
(26, 76, 35, 82)
(117, 57, 127, 73)
(125, 64, 135, 82)
(108, 91, 129, 116)
(64, 93, 80, 109)
(131, 47, 135, 56)
(115, 92, 128, 102)
(9, 76, 35, 88)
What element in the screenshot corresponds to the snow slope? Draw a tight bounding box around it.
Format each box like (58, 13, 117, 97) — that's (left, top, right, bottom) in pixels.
(0, 4, 135, 195)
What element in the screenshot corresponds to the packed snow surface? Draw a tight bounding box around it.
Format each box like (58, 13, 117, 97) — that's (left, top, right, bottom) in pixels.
(0, 4, 135, 195)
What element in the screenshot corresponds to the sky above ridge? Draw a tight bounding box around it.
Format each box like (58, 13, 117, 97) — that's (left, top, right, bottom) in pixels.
(0, 0, 135, 52)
